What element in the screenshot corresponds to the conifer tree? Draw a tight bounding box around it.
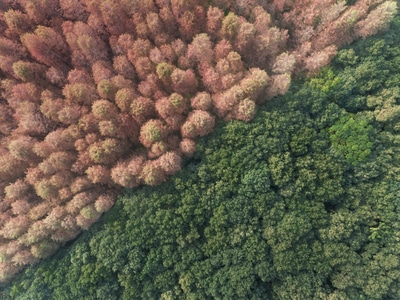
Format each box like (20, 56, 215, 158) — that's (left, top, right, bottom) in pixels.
(191, 92, 213, 111)
(139, 119, 167, 148)
(11, 200, 31, 216)
(94, 193, 115, 213)
(8, 136, 38, 162)
(0, 215, 30, 239)
(12, 61, 46, 82)
(354, 2, 397, 38)
(28, 203, 51, 221)
(21, 32, 69, 71)
(140, 160, 166, 186)
(86, 165, 111, 184)
(156, 151, 182, 175)
(4, 179, 30, 200)
(130, 97, 156, 125)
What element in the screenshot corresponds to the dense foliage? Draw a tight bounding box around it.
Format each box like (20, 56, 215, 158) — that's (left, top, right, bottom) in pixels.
(1, 0, 396, 281)
(2, 17, 400, 298)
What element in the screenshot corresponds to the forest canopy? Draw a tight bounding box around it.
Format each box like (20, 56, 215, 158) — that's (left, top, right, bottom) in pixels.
(0, 0, 396, 282)
(2, 16, 400, 299)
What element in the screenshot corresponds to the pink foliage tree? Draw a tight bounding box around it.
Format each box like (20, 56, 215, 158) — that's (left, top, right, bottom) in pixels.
(354, 2, 397, 38)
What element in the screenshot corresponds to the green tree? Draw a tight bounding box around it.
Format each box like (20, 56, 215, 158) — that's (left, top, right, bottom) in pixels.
(329, 115, 373, 166)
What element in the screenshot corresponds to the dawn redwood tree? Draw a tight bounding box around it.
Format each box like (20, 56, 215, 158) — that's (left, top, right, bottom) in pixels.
(148, 140, 168, 158)
(91, 99, 119, 121)
(139, 119, 168, 148)
(28, 202, 51, 221)
(187, 33, 214, 63)
(156, 61, 174, 88)
(79, 203, 101, 221)
(92, 60, 114, 84)
(20, 220, 49, 246)
(66, 68, 93, 84)
(70, 176, 93, 195)
(156, 151, 182, 175)
(3, 9, 32, 35)
(58, 187, 74, 203)
(190, 109, 216, 136)
(50, 171, 74, 190)
(21, 31, 69, 72)
(66, 191, 97, 215)
(232, 98, 257, 122)
(133, 57, 155, 80)
(0, 154, 27, 182)
(110, 74, 134, 90)
(198, 62, 222, 93)
(11, 250, 38, 266)
(171, 68, 198, 95)
(0, 215, 30, 239)
(0, 103, 15, 136)
(50, 227, 79, 243)
(40, 151, 76, 174)
(272, 52, 296, 74)
(43, 205, 68, 231)
(130, 96, 156, 124)
(154, 98, 175, 121)
(354, 1, 397, 38)
(113, 55, 136, 79)
(4, 179, 30, 200)
(24, 167, 45, 186)
(33, 179, 58, 201)
(39, 95, 63, 122)
(0, 37, 26, 59)
(10, 199, 31, 215)
(12, 60, 46, 82)
(77, 113, 98, 134)
(240, 68, 269, 100)
(98, 120, 120, 137)
(75, 209, 100, 230)
(191, 91, 213, 111)
(169, 93, 189, 114)
(137, 73, 161, 98)
(7, 135, 39, 162)
(62, 82, 98, 105)
(94, 193, 116, 213)
(8, 82, 41, 109)
(99, 0, 131, 36)
(111, 161, 140, 188)
(87, 138, 129, 165)
(266, 74, 292, 98)
(206, 6, 224, 38)
(140, 160, 166, 186)
(44, 128, 77, 151)
(30, 240, 59, 259)
(115, 88, 138, 112)
(212, 85, 243, 118)
(86, 165, 111, 184)
(57, 104, 82, 125)
(118, 113, 140, 142)
(59, 0, 87, 21)
(76, 35, 108, 64)
(304, 45, 338, 74)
